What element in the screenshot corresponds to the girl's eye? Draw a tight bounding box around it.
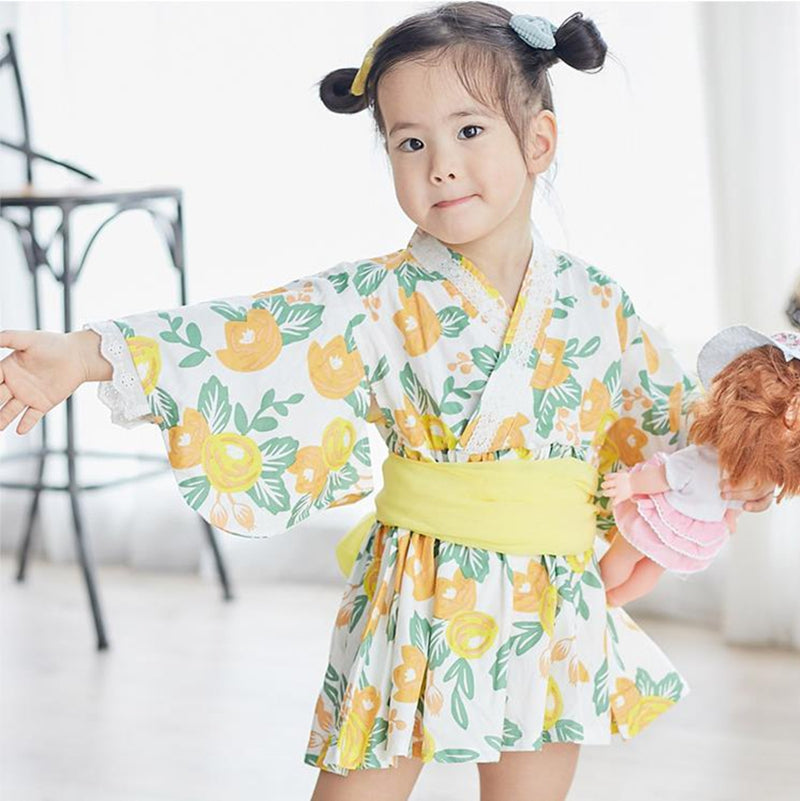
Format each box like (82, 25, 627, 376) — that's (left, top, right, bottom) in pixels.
(398, 138, 424, 153)
(459, 125, 483, 140)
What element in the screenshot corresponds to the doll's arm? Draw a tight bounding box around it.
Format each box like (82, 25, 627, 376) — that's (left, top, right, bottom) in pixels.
(602, 462, 671, 504)
(723, 507, 742, 533)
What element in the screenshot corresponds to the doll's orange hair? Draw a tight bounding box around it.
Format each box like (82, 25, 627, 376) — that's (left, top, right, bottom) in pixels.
(689, 345, 800, 502)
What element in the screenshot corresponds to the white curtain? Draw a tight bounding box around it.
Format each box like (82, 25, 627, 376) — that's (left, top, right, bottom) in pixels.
(1, 2, 798, 648)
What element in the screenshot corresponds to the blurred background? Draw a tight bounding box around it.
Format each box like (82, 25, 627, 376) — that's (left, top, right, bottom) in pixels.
(1, 2, 799, 800)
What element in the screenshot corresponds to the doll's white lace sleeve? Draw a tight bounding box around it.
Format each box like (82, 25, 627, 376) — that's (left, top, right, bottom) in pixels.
(82, 321, 157, 428)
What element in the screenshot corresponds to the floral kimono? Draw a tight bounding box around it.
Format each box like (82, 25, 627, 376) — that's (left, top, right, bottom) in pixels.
(88, 221, 699, 775)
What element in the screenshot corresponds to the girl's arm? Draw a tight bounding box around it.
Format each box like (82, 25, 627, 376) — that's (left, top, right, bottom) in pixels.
(0, 329, 111, 435)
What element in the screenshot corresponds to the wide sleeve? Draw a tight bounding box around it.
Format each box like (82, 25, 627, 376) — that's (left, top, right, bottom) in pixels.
(594, 286, 702, 543)
(83, 267, 376, 539)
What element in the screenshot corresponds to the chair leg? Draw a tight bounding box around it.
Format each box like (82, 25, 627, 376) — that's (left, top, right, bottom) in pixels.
(15, 417, 47, 582)
(202, 520, 234, 601)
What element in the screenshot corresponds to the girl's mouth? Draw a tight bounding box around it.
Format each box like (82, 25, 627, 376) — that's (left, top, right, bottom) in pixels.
(435, 194, 476, 208)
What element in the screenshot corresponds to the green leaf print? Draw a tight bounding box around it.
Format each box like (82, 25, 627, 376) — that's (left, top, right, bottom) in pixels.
(178, 475, 211, 510)
(343, 386, 370, 420)
(396, 260, 438, 297)
(561, 336, 601, 368)
(197, 376, 231, 434)
(451, 691, 469, 731)
(353, 260, 390, 297)
(352, 437, 371, 466)
(490, 637, 514, 690)
(444, 658, 475, 730)
(434, 749, 481, 764)
(555, 254, 573, 275)
(349, 594, 368, 633)
(586, 265, 613, 288)
(246, 473, 290, 514)
(502, 718, 523, 746)
(323, 664, 342, 709)
(114, 320, 135, 339)
(471, 346, 500, 377)
(210, 302, 247, 321)
(582, 571, 602, 589)
(370, 355, 390, 383)
(367, 716, 389, 753)
(513, 622, 545, 656)
(287, 494, 313, 528)
(554, 720, 584, 742)
(533, 375, 583, 438)
(606, 611, 619, 644)
(655, 672, 684, 702)
(399, 363, 439, 416)
(635, 668, 658, 697)
(484, 736, 503, 751)
(157, 312, 210, 366)
(410, 612, 432, 652)
(343, 314, 366, 353)
(428, 621, 449, 669)
(437, 306, 470, 338)
(327, 272, 349, 293)
(592, 658, 610, 715)
(438, 543, 491, 582)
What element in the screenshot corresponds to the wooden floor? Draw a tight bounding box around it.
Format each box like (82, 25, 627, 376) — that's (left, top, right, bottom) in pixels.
(2, 561, 799, 801)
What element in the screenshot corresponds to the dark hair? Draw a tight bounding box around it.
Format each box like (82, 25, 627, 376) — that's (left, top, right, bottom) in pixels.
(318, 2, 608, 154)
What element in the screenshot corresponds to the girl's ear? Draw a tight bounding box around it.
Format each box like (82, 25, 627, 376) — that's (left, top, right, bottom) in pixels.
(525, 109, 557, 175)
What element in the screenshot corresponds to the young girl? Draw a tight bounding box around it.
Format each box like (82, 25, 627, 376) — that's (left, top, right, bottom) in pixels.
(0, 4, 776, 801)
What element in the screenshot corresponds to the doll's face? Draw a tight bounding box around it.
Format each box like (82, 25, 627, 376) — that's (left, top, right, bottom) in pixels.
(377, 57, 556, 246)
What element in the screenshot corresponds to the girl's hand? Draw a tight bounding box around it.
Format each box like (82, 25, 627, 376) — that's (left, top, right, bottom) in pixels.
(601, 471, 634, 505)
(0, 330, 90, 435)
(720, 477, 776, 513)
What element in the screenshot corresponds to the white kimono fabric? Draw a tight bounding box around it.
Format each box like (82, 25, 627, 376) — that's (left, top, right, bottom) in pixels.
(88, 221, 699, 774)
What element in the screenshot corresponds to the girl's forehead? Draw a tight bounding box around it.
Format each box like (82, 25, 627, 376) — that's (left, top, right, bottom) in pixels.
(378, 59, 497, 126)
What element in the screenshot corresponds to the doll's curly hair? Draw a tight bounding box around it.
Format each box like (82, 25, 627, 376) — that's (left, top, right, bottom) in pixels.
(689, 345, 800, 502)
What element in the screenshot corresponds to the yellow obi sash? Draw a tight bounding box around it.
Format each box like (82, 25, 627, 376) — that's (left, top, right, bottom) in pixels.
(335, 452, 599, 576)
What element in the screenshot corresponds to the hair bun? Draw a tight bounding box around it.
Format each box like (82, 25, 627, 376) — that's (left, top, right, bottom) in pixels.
(319, 67, 369, 114)
(554, 12, 607, 72)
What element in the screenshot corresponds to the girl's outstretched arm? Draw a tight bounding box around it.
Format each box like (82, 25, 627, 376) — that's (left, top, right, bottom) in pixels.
(0, 329, 110, 435)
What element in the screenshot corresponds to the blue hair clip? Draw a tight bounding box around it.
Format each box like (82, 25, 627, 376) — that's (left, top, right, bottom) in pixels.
(509, 14, 558, 50)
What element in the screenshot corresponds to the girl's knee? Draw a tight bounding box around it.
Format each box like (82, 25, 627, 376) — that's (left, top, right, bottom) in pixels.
(310, 756, 424, 801)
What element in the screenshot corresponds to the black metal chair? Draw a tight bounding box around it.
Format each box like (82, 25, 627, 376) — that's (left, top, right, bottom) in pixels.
(0, 30, 234, 651)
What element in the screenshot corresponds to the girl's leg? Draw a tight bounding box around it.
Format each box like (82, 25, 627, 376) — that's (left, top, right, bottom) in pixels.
(478, 744, 581, 801)
(310, 756, 424, 801)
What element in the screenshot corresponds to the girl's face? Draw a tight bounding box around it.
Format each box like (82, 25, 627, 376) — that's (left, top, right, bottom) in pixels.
(378, 57, 553, 246)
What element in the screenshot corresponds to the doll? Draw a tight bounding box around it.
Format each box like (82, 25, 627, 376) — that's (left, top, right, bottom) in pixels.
(599, 326, 800, 607)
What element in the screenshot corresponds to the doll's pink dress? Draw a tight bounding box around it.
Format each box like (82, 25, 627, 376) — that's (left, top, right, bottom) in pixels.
(612, 444, 744, 573)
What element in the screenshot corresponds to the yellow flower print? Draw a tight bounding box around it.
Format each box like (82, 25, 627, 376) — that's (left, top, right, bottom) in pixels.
(392, 645, 427, 703)
(444, 281, 479, 318)
(579, 379, 612, 433)
(202, 433, 262, 493)
(568, 656, 590, 685)
(337, 686, 381, 769)
(610, 677, 675, 737)
(403, 534, 436, 601)
(616, 302, 628, 352)
(446, 610, 498, 659)
(543, 676, 564, 729)
(127, 336, 162, 395)
(512, 560, 557, 636)
(167, 407, 210, 469)
(395, 396, 427, 447)
(393, 289, 442, 356)
(374, 249, 408, 271)
(411, 717, 436, 762)
(307, 335, 365, 399)
(434, 568, 477, 619)
(286, 445, 328, 499)
(641, 329, 660, 374)
(605, 417, 648, 467)
(216, 308, 282, 372)
(421, 414, 458, 450)
(321, 417, 357, 470)
(424, 678, 444, 716)
(668, 382, 683, 433)
(566, 548, 593, 574)
(530, 339, 571, 390)
(489, 413, 530, 450)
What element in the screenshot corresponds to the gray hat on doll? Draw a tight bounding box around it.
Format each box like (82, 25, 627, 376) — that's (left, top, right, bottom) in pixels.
(697, 325, 800, 388)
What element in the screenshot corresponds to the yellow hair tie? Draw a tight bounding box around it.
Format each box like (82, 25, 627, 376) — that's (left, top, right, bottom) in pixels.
(350, 30, 389, 97)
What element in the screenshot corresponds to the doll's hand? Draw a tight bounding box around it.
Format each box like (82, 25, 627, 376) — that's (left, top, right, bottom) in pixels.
(720, 477, 776, 513)
(601, 471, 634, 505)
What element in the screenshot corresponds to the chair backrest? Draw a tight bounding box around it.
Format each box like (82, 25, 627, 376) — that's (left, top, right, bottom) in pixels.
(0, 30, 97, 184)
(1, 31, 34, 184)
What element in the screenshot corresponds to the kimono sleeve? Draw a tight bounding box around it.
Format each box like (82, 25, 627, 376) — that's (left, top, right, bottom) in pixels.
(594, 287, 702, 543)
(84, 268, 376, 538)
